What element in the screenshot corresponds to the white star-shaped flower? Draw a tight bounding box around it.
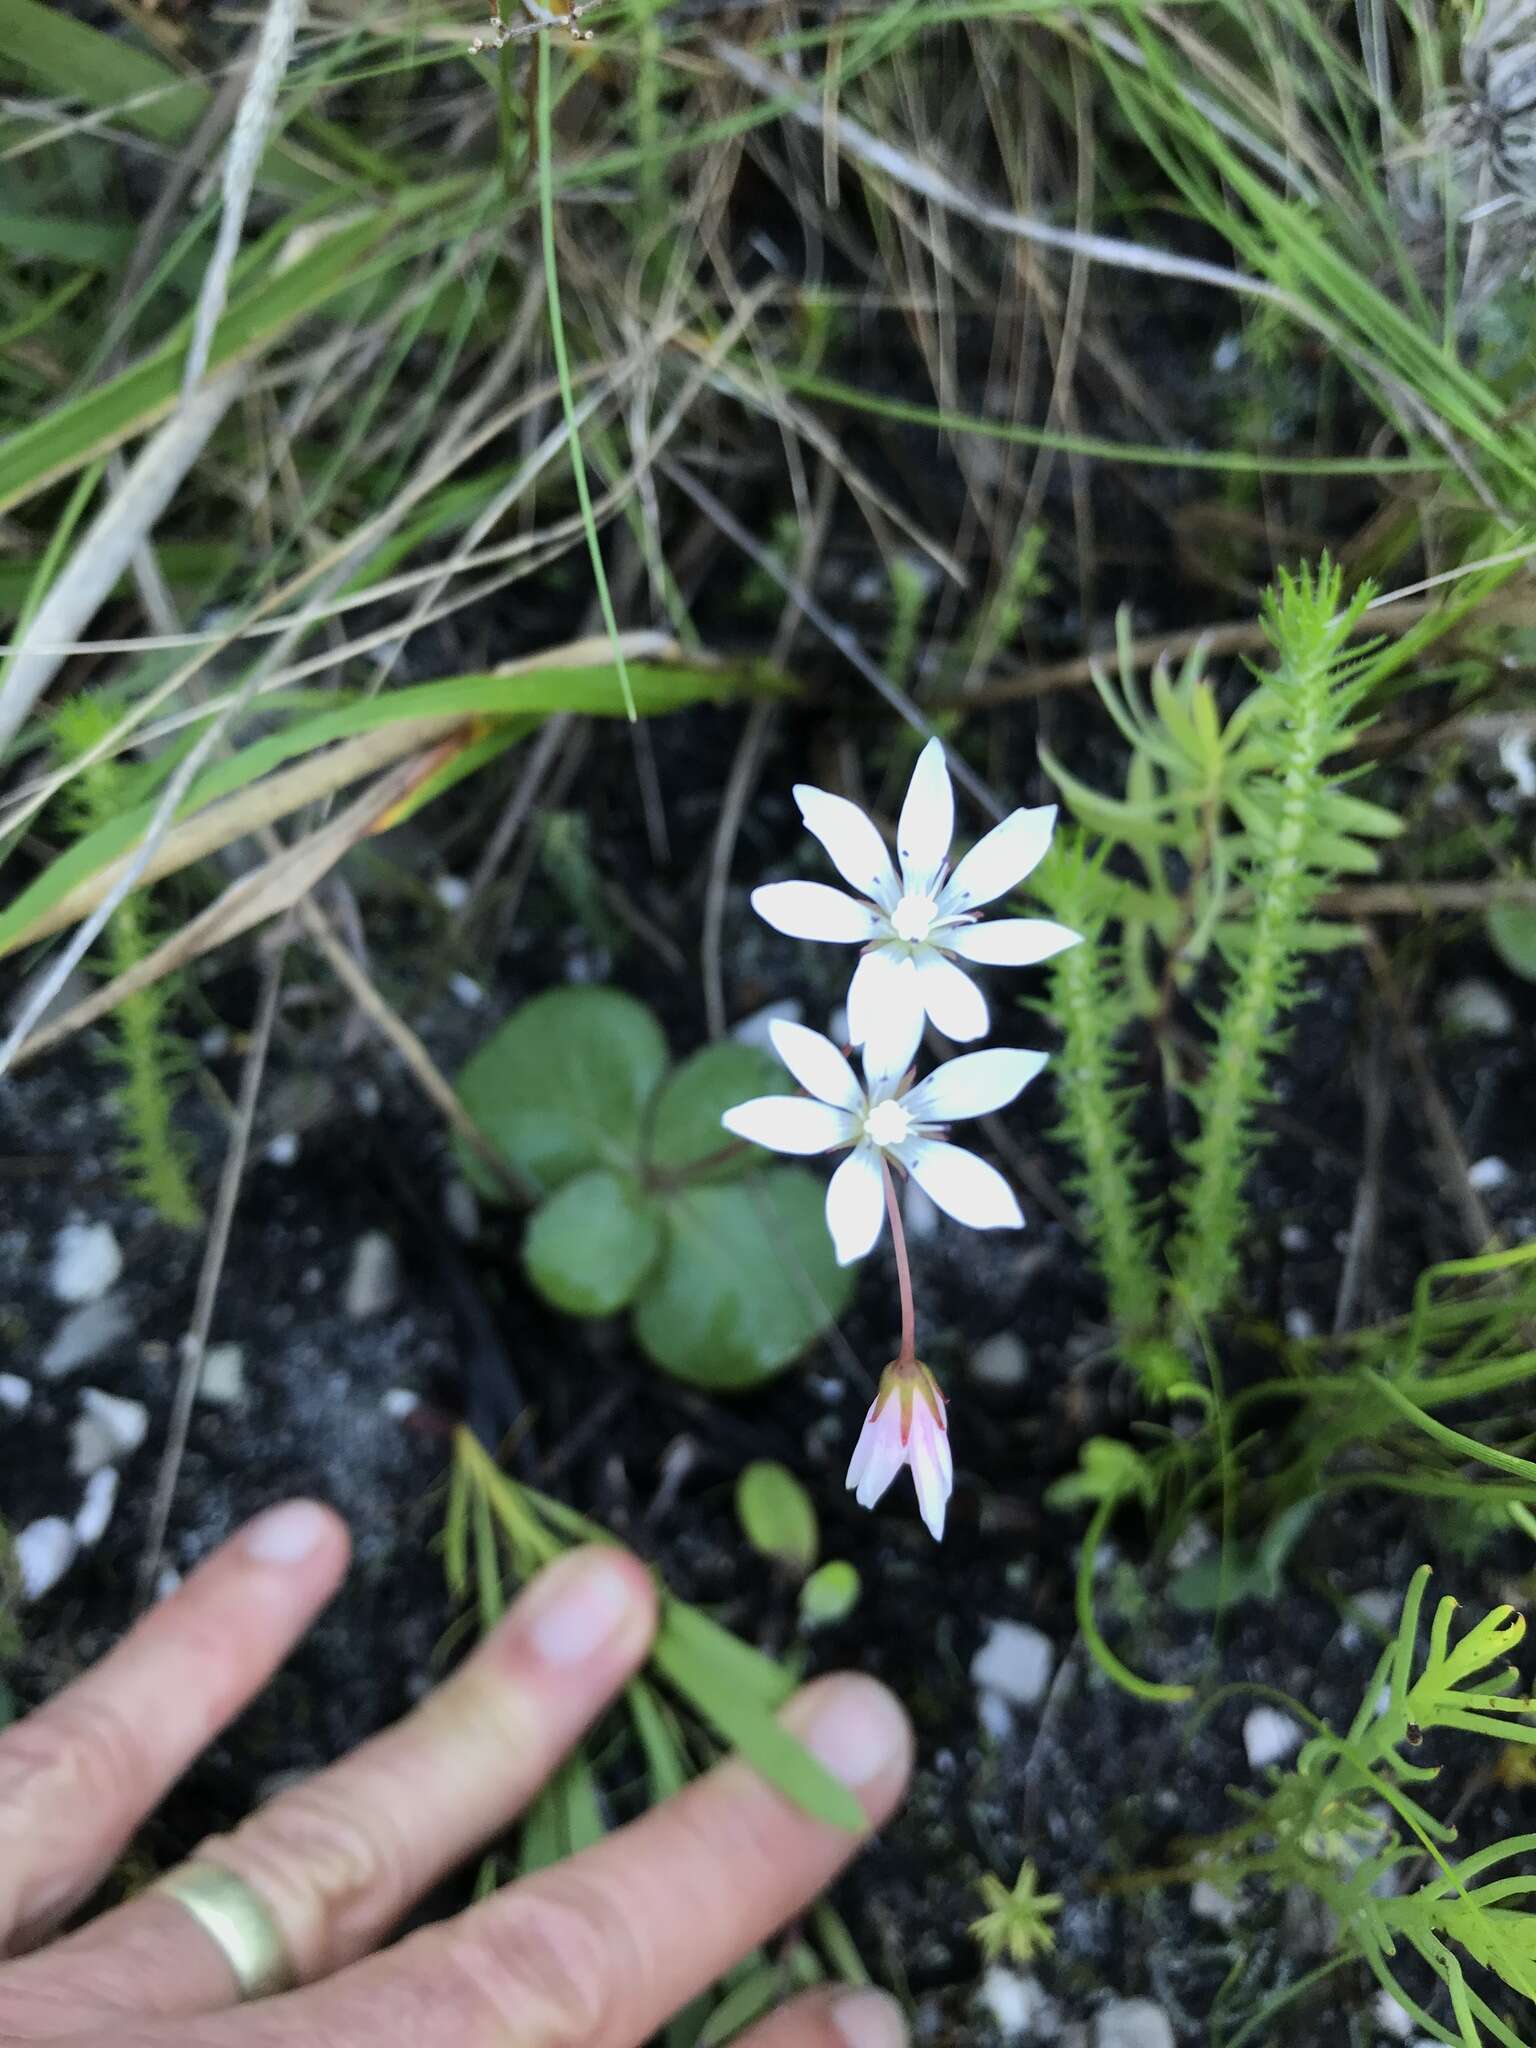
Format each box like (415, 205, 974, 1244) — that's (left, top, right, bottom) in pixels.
(751, 737, 1080, 1074)
(721, 1018, 1046, 1265)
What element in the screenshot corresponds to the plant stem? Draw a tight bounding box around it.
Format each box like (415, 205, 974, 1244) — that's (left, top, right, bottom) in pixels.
(883, 1157, 916, 1364)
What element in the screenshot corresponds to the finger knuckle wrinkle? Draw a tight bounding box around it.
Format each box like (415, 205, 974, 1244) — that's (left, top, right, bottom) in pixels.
(445, 1880, 641, 2047)
(0, 1694, 149, 1825)
(219, 1781, 414, 1956)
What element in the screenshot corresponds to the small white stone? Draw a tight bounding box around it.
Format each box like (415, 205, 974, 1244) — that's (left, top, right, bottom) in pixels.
(1095, 1999, 1175, 2048)
(1244, 1706, 1303, 1771)
(434, 873, 471, 910)
(74, 1467, 119, 1548)
(1468, 1155, 1511, 1193)
(1284, 1308, 1316, 1340)
(1373, 1990, 1414, 2040)
(265, 1132, 300, 1167)
(971, 1332, 1029, 1389)
(971, 1620, 1056, 1709)
(977, 1967, 1057, 2041)
(449, 973, 484, 1009)
(732, 998, 803, 1052)
(381, 1388, 420, 1420)
(40, 1295, 133, 1379)
(978, 1690, 1015, 1741)
(16, 1517, 78, 1600)
(1349, 1588, 1399, 1635)
(50, 1221, 123, 1304)
(1499, 729, 1536, 799)
(1167, 1521, 1214, 1572)
(1212, 333, 1241, 373)
(197, 1343, 246, 1407)
(344, 1231, 400, 1320)
(1190, 1879, 1239, 1930)
(70, 1388, 149, 1475)
(1440, 978, 1514, 1038)
(0, 1373, 31, 1414)
(442, 1177, 481, 1242)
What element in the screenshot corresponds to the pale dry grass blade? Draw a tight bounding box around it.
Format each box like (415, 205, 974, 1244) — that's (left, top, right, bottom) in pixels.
(11, 745, 438, 1066)
(0, 371, 245, 752)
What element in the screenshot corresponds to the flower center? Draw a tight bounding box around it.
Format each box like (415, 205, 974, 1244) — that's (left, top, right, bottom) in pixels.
(891, 891, 939, 943)
(863, 1098, 912, 1149)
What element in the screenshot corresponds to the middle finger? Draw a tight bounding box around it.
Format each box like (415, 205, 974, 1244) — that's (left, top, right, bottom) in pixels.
(4, 1546, 656, 2033)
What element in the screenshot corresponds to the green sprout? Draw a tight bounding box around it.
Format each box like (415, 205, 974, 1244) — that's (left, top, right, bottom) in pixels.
(970, 1860, 1063, 1967)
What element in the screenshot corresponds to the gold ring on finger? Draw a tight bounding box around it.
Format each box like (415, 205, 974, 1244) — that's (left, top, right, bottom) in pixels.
(151, 1861, 296, 2001)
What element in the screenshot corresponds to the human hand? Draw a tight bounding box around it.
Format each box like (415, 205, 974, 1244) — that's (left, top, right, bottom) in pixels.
(0, 1501, 911, 2048)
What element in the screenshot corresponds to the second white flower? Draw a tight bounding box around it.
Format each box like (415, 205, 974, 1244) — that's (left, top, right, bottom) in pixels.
(721, 1018, 1047, 1265)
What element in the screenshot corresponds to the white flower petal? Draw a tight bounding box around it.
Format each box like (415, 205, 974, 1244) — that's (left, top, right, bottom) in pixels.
(795, 784, 899, 910)
(897, 737, 954, 893)
(751, 881, 879, 944)
(940, 805, 1058, 913)
(898, 1136, 1024, 1231)
(847, 1395, 900, 1495)
(904, 1047, 1048, 1124)
(851, 1415, 906, 1510)
(721, 1096, 855, 1155)
(932, 1410, 954, 1489)
(766, 1019, 863, 1110)
(909, 1423, 951, 1541)
(948, 916, 1081, 967)
(859, 962, 925, 1098)
(916, 953, 989, 1042)
(825, 1144, 887, 1265)
(846, 946, 902, 1048)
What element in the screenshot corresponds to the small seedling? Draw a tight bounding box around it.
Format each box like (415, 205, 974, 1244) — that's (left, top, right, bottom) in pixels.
(970, 1860, 1063, 1967)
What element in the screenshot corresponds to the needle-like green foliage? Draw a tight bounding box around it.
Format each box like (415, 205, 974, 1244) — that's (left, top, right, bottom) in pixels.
(1171, 561, 1385, 1325)
(52, 696, 200, 1229)
(1193, 1569, 1536, 2047)
(1033, 835, 1163, 1351)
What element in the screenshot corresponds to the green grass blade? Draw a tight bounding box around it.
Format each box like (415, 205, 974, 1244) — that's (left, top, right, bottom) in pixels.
(0, 656, 775, 958)
(535, 31, 636, 721)
(0, 182, 473, 517)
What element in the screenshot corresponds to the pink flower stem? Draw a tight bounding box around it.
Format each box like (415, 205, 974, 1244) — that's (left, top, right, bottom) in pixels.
(882, 1157, 917, 1365)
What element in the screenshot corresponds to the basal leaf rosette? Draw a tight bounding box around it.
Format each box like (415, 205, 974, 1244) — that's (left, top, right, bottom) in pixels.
(456, 988, 852, 1388)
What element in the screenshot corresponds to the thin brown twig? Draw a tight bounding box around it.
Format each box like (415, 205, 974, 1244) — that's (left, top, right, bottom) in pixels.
(957, 597, 1449, 707)
(296, 896, 531, 1205)
(1364, 932, 1495, 1256)
(136, 936, 287, 1608)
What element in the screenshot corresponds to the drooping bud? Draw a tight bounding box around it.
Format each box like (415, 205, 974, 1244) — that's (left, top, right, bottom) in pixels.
(845, 1357, 952, 1541)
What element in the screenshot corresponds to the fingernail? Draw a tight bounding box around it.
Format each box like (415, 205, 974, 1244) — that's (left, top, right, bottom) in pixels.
(798, 1677, 910, 1789)
(832, 1989, 907, 2048)
(526, 1550, 637, 1666)
(244, 1500, 333, 1566)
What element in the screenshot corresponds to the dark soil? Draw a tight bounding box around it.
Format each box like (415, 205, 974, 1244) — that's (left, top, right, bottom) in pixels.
(4, 695, 1536, 2045)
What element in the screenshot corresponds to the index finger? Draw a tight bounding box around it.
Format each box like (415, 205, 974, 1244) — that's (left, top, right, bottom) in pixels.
(221, 1671, 911, 2048)
(0, 1501, 349, 1954)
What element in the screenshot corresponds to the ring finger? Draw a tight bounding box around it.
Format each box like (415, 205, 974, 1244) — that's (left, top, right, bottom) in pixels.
(2, 1541, 656, 2034)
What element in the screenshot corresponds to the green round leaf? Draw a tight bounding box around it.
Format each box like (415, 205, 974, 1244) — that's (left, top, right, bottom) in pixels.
(633, 1167, 854, 1389)
(647, 1039, 784, 1181)
(1488, 901, 1536, 983)
(523, 1168, 663, 1316)
(456, 987, 669, 1198)
(798, 1560, 862, 1629)
(736, 1460, 819, 1572)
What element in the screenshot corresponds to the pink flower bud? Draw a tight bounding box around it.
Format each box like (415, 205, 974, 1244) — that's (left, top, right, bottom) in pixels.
(845, 1358, 952, 1541)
